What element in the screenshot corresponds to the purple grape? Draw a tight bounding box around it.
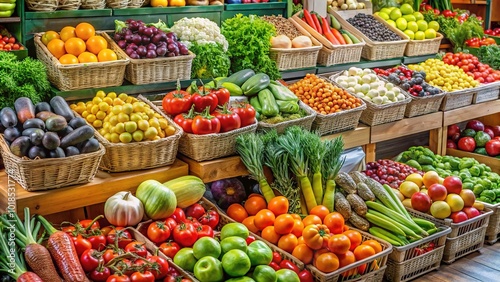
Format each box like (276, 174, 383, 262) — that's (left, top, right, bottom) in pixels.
(156, 46, 167, 57)
(147, 43, 157, 51)
(117, 40, 127, 49)
(146, 49, 157, 58)
(142, 35, 151, 45)
(179, 44, 189, 55)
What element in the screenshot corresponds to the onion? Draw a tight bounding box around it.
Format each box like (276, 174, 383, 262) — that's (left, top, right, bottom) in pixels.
(142, 35, 151, 45)
(166, 38, 174, 45)
(157, 41, 167, 48)
(146, 49, 157, 58)
(132, 34, 142, 45)
(151, 33, 163, 44)
(127, 43, 138, 50)
(129, 21, 139, 31)
(147, 43, 157, 51)
(136, 45, 147, 57)
(167, 43, 177, 52)
(117, 40, 127, 49)
(138, 25, 146, 35)
(113, 33, 122, 41)
(150, 27, 158, 35)
(167, 52, 175, 57)
(125, 48, 135, 56)
(156, 46, 167, 57)
(125, 29, 133, 36)
(179, 45, 189, 55)
(143, 27, 153, 37)
(124, 34, 133, 43)
(166, 32, 177, 41)
(129, 51, 141, 59)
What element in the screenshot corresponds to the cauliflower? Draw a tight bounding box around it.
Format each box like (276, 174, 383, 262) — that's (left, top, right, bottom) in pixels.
(170, 17, 229, 51)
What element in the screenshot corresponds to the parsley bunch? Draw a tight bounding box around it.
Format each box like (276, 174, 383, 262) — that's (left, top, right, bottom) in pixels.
(222, 14, 281, 80)
(189, 42, 231, 79)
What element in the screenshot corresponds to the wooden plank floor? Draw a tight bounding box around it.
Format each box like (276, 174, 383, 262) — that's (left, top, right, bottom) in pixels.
(408, 242, 500, 282)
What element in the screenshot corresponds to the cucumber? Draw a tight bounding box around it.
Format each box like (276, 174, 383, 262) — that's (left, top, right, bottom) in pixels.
(341, 32, 353, 44)
(221, 82, 244, 96)
(343, 30, 361, 44)
(241, 73, 271, 96)
(224, 69, 256, 87)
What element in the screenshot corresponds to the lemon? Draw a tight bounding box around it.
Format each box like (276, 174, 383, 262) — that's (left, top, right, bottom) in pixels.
(378, 12, 390, 20)
(425, 28, 437, 39)
(112, 105, 122, 115)
(428, 21, 440, 31)
(103, 97, 113, 105)
(86, 114, 96, 123)
(407, 21, 419, 33)
(389, 8, 402, 20)
(144, 127, 158, 140)
(109, 115, 118, 126)
(404, 29, 415, 40)
(400, 3, 413, 15)
(122, 103, 134, 115)
(113, 98, 124, 106)
(114, 122, 125, 134)
(430, 201, 451, 219)
(92, 96, 102, 105)
(413, 11, 424, 21)
(399, 181, 420, 198)
(406, 173, 424, 188)
(99, 102, 110, 112)
(96, 90, 106, 98)
(119, 132, 133, 143)
(417, 20, 428, 32)
(110, 133, 120, 143)
(138, 120, 150, 131)
(93, 120, 103, 128)
(159, 118, 169, 129)
(82, 110, 89, 118)
(118, 93, 128, 101)
(133, 130, 144, 142)
(117, 113, 130, 123)
(149, 117, 160, 129)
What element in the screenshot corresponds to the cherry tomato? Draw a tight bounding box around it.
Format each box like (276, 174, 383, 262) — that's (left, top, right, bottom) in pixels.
(298, 269, 314, 282)
(183, 217, 201, 229)
(272, 251, 282, 264)
(80, 248, 103, 272)
(103, 248, 123, 264)
(159, 241, 181, 259)
(130, 271, 155, 282)
(279, 259, 300, 274)
(184, 203, 206, 219)
(199, 210, 220, 229)
(88, 233, 107, 251)
(107, 273, 131, 282)
(147, 255, 170, 279)
(124, 241, 148, 258)
(89, 264, 111, 281)
(73, 234, 92, 257)
(164, 218, 178, 231)
(196, 225, 214, 239)
(170, 208, 186, 223)
(106, 227, 133, 249)
(246, 235, 256, 245)
(269, 261, 281, 271)
(147, 221, 171, 244)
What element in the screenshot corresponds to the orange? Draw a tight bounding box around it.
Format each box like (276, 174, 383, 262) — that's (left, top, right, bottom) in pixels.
(75, 22, 96, 41)
(47, 38, 66, 59)
(244, 196, 267, 216)
(241, 216, 259, 234)
(64, 37, 86, 56)
(302, 214, 322, 227)
(277, 234, 298, 253)
(78, 51, 98, 63)
(292, 244, 313, 264)
(361, 239, 382, 254)
(60, 26, 76, 42)
(41, 31, 60, 46)
(253, 209, 275, 231)
(261, 226, 280, 244)
(267, 196, 289, 216)
(86, 35, 107, 55)
(423, 171, 441, 188)
(150, 0, 168, 7)
(309, 205, 330, 222)
(273, 214, 295, 235)
(97, 49, 118, 62)
(226, 203, 248, 223)
(353, 245, 376, 261)
(59, 54, 79, 65)
(328, 234, 351, 255)
(343, 230, 362, 251)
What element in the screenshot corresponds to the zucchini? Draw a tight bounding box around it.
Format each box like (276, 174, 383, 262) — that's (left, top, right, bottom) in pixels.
(221, 82, 244, 96)
(268, 81, 298, 101)
(68, 117, 87, 129)
(257, 89, 279, 117)
(276, 100, 299, 114)
(0, 107, 18, 128)
(163, 176, 206, 208)
(343, 30, 361, 44)
(14, 97, 35, 124)
(224, 69, 256, 87)
(50, 96, 75, 122)
(241, 73, 271, 96)
(60, 125, 94, 148)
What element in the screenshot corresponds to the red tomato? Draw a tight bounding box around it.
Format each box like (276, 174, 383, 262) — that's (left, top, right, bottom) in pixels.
(199, 210, 220, 229)
(269, 261, 281, 271)
(191, 110, 221, 134)
(73, 234, 92, 257)
(213, 105, 241, 132)
(12, 43, 19, 50)
(89, 265, 111, 282)
(8, 37, 15, 44)
(173, 222, 198, 247)
(162, 87, 193, 116)
(164, 218, 178, 231)
(103, 248, 122, 264)
(107, 274, 131, 282)
(106, 227, 133, 249)
(183, 217, 201, 229)
(124, 241, 148, 258)
(147, 255, 170, 279)
(196, 224, 214, 239)
(173, 108, 195, 134)
(246, 235, 256, 245)
(170, 208, 186, 223)
(486, 139, 500, 156)
(88, 233, 107, 251)
(192, 88, 218, 113)
(231, 102, 257, 127)
(159, 241, 181, 259)
(458, 137, 476, 152)
(279, 259, 300, 274)
(80, 248, 103, 272)
(209, 84, 231, 106)
(272, 251, 282, 264)
(147, 221, 171, 244)
(185, 203, 206, 219)
(298, 269, 314, 282)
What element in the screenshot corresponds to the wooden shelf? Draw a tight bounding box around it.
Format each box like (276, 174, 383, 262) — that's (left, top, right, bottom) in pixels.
(443, 100, 500, 126)
(0, 159, 189, 218)
(0, 17, 20, 23)
(321, 124, 370, 149)
(179, 155, 248, 184)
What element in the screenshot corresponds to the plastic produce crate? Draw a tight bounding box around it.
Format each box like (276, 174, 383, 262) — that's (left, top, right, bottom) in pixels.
(483, 202, 500, 245)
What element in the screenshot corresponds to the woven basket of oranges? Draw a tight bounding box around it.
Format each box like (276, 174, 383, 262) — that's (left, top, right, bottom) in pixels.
(34, 23, 129, 91)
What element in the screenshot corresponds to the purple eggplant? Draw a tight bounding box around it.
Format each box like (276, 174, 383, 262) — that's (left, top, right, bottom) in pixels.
(210, 178, 246, 209)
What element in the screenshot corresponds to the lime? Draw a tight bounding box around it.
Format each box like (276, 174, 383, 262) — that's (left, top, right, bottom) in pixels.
(378, 12, 390, 20)
(396, 18, 408, 31)
(253, 265, 277, 282)
(390, 8, 403, 21)
(417, 20, 429, 32)
(428, 20, 440, 31)
(403, 15, 416, 22)
(415, 31, 426, 40)
(413, 11, 424, 21)
(425, 28, 437, 39)
(222, 249, 251, 277)
(406, 21, 419, 33)
(400, 3, 414, 15)
(380, 7, 393, 15)
(404, 29, 415, 40)
(386, 19, 397, 28)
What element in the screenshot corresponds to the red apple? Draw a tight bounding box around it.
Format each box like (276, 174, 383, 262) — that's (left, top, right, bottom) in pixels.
(450, 211, 468, 223)
(459, 189, 476, 207)
(447, 124, 461, 138)
(466, 120, 485, 132)
(442, 176, 462, 194)
(447, 139, 457, 149)
(462, 207, 480, 219)
(411, 192, 432, 213)
(428, 183, 448, 201)
(490, 125, 500, 137)
(484, 128, 495, 139)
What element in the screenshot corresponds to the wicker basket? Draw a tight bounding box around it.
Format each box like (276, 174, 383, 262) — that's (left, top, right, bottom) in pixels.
(404, 91, 446, 118)
(473, 81, 500, 104)
(257, 101, 317, 134)
(25, 0, 58, 11)
(0, 135, 104, 192)
(407, 208, 493, 264)
(90, 95, 182, 172)
(106, 0, 129, 8)
(58, 0, 81, 9)
(439, 88, 476, 111)
(330, 11, 409, 61)
(307, 230, 392, 282)
(483, 202, 500, 245)
(291, 12, 365, 66)
(329, 72, 411, 126)
(306, 98, 366, 136)
(103, 32, 195, 85)
(81, 0, 105, 8)
(404, 33, 443, 57)
(178, 122, 258, 162)
(34, 32, 129, 91)
(127, 0, 144, 7)
(269, 18, 322, 71)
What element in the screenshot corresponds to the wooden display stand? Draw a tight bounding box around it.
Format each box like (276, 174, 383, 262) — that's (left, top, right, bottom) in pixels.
(0, 159, 189, 224)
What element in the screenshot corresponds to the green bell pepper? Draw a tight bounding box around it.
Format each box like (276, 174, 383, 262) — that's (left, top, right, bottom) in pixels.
(469, 165, 482, 177)
(487, 172, 500, 183)
(436, 162, 445, 169)
(0, 2, 14, 10)
(0, 8, 13, 16)
(462, 182, 474, 190)
(481, 190, 496, 201)
(473, 184, 484, 196)
(478, 196, 493, 204)
(459, 158, 475, 170)
(449, 158, 461, 170)
(267, 81, 299, 101)
(0, 0, 16, 3)
(443, 162, 451, 170)
(474, 147, 488, 155)
(405, 160, 422, 170)
(421, 165, 435, 172)
(479, 179, 492, 189)
(494, 188, 500, 198)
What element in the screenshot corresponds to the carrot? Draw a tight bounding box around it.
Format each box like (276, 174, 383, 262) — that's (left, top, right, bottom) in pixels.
(25, 244, 64, 282)
(312, 12, 323, 34)
(17, 272, 44, 282)
(331, 28, 347, 45)
(303, 9, 318, 32)
(36, 214, 90, 282)
(321, 17, 340, 45)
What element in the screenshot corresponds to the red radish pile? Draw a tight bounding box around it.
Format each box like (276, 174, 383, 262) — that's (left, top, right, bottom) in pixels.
(364, 159, 423, 188)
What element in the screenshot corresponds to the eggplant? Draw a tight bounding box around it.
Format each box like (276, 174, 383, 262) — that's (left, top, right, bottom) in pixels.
(210, 178, 247, 209)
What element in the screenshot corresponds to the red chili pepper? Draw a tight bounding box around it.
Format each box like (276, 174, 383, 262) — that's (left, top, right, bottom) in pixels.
(311, 12, 323, 34)
(302, 9, 318, 32)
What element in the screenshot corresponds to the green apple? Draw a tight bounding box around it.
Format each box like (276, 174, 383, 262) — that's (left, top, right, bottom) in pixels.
(221, 236, 248, 255)
(221, 223, 249, 240)
(417, 20, 429, 32)
(380, 7, 393, 15)
(413, 11, 424, 21)
(226, 278, 256, 282)
(386, 19, 397, 28)
(415, 31, 426, 40)
(194, 256, 224, 282)
(390, 8, 403, 21)
(378, 12, 390, 20)
(396, 18, 408, 31)
(404, 29, 415, 40)
(403, 15, 416, 22)
(174, 248, 198, 272)
(222, 249, 251, 277)
(276, 269, 300, 282)
(400, 3, 414, 15)
(425, 28, 437, 39)
(246, 241, 273, 266)
(429, 20, 440, 31)
(193, 237, 221, 260)
(253, 265, 277, 282)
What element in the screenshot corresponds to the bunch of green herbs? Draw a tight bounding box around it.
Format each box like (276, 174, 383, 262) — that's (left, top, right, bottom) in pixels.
(477, 45, 500, 70)
(189, 42, 231, 79)
(221, 14, 281, 80)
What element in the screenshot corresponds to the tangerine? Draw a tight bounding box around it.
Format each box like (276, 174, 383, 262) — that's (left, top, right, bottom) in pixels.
(41, 31, 60, 46)
(60, 26, 76, 42)
(65, 37, 86, 56)
(97, 49, 118, 62)
(59, 54, 79, 65)
(47, 39, 66, 59)
(267, 196, 289, 216)
(78, 51, 98, 63)
(244, 196, 267, 216)
(86, 35, 107, 55)
(75, 23, 95, 41)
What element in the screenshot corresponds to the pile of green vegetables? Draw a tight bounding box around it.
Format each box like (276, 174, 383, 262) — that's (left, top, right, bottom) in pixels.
(0, 52, 52, 109)
(396, 146, 500, 204)
(236, 126, 345, 214)
(477, 45, 500, 70)
(221, 14, 281, 81)
(189, 42, 231, 79)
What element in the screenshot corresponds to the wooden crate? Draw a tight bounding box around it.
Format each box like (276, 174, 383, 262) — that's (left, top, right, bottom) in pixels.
(446, 148, 500, 174)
